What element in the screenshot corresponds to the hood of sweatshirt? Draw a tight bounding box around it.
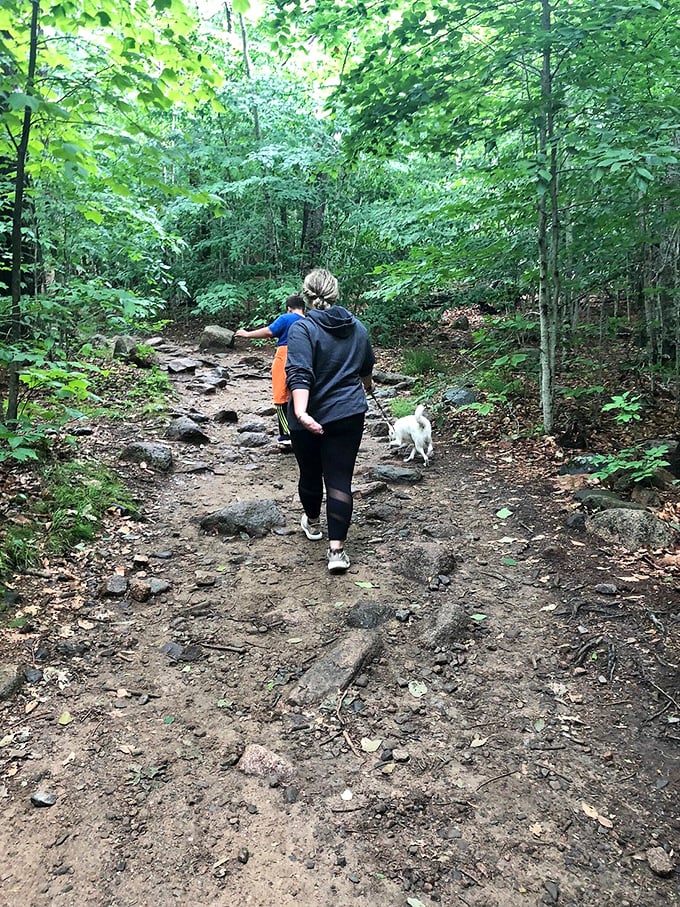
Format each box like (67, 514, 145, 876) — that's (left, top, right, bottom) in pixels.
(307, 305, 355, 339)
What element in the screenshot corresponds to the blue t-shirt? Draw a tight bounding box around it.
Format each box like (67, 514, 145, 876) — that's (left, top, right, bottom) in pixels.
(268, 312, 304, 347)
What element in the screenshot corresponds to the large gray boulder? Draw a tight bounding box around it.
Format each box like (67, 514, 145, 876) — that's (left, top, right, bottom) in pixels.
(287, 631, 382, 705)
(199, 325, 235, 351)
(575, 489, 645, 511)
(201, 499, 286, 537)
(120, 442, 173, 472)
(368, 465, 423, 484)
(443, 387, 477, 408)
(166, 416, 211, 445)
(587, 509, 675, 551)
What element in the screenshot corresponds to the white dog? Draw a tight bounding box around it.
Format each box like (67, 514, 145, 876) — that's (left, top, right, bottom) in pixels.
(389, 404, 434, 466)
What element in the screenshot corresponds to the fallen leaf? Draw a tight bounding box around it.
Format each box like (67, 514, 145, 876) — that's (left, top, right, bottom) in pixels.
(501, 556, 517, 566)
(24, 700, 39, 714)
(408, 680, 427, 698)
(470, 735, 489, 748)
(470, 613, 488, 621)
(496, 507, 513, 519)
(582, 802, 599, 819)
(407, 898, 428, 907)
(380, 762, 395, 774)
(598, 815, 614, 829)
(360, 738, 382, 753)
(354, 581, 373, 589)
(287, 637, 303, 644)
(58, 711, 74, 725)
(77, 619, 95, 631)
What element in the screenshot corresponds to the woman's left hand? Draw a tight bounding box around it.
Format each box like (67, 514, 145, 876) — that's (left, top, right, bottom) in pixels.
(298, 412, 324, 435)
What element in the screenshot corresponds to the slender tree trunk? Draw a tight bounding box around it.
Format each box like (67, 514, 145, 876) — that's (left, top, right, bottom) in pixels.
(6, 0, 40, 424)
(537, 0, 556, 434)
(301, 173, 327, 275)
(238, 13, 279, 264)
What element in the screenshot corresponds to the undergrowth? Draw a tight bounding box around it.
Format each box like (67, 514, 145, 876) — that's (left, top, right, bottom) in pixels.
(0, 460, 137, 582)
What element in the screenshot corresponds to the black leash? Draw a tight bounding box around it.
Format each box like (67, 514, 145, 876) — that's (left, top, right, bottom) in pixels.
(370, 389, 393, 428)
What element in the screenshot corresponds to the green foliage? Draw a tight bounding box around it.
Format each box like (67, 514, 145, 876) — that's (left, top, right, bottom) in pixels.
(124, 366, 172, 414)
(390, 399, 418, 419)
(401, 348, 444, 377)
(0, 527, 40, 575)
(591, 446, 670, 485)
(0, 420, 46, 463)
(460, 392, 511, 418)
(601, 392, 644, 424)
(193, 277, 301, 325)
(41, 461, 137, 554)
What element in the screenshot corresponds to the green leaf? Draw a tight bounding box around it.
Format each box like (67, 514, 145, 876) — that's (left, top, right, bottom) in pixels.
(496, 508, 513, 519)
(163, 715, 175, 724)
(232, 0, 251, 11)
(470, 613, 488, 621)
(501, 556, 517, 566)
(355, 581, 373, 588)
(82, 209, 104, 224)
(7, 92, 40, 112)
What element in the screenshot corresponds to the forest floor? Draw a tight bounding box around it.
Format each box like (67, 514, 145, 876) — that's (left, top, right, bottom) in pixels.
(0, 331, 679, 907)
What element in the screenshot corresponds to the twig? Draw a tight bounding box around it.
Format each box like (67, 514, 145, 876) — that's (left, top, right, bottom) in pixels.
(457, 866, 481, 886)
(647, 680, 680, 712)
(335, 689, 349, 723)
(643, 701, 671, 725)
(343, 729, 364, 759)
(572, 635, 604, 666)
(476, 769, 520, 791)
(201, 642, 247, 654)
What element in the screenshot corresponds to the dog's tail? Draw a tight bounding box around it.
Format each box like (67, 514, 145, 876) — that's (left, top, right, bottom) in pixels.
(414, 404, 428, 427)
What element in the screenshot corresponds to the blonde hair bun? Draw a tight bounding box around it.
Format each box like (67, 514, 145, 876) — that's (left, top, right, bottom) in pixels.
(302, 269, 338, 310)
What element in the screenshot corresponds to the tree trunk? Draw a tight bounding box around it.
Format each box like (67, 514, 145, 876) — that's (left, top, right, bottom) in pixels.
(537, 0, 556, 435)
(301, 173, 327, 275)
(5, 0, 40, 424)
(238, 13, 279, 264)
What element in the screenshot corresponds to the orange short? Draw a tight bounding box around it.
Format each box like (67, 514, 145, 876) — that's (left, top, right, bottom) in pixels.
(271, 344, 290, 405)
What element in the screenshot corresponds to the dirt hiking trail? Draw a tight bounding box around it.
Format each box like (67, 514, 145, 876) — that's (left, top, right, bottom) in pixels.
(1, 335, 678, 907)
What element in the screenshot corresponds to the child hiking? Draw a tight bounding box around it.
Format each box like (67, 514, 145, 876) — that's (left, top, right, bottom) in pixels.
(234, 294, 305, 447)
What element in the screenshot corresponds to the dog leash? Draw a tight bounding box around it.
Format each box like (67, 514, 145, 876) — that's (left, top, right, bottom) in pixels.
(369, 388, 393, 428)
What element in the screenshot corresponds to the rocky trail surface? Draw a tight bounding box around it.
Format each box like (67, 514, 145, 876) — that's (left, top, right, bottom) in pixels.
(0, 334, 678, 907)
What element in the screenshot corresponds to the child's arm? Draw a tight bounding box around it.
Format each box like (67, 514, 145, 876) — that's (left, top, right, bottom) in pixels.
(234, 326, 274, 339)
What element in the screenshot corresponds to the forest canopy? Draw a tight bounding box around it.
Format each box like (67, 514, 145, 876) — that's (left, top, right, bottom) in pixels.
(1, 0, 679, 446)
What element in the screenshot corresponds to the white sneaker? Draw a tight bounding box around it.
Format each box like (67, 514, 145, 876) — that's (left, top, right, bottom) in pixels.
(301, 515, 323, 540)
(327, 547, 351, 574)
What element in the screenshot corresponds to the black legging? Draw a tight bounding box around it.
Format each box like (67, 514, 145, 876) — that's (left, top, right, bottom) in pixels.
(290, 413, 365, 543)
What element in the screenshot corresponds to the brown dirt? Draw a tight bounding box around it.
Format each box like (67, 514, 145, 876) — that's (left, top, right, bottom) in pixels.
(1, 336, 679, 907)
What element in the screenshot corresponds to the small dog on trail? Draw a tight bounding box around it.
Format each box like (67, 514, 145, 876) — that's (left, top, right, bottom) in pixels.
(389, 404, 434, 466)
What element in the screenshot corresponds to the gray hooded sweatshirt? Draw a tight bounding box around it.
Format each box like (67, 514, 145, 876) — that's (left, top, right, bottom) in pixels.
(285, 306, 375, 430)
